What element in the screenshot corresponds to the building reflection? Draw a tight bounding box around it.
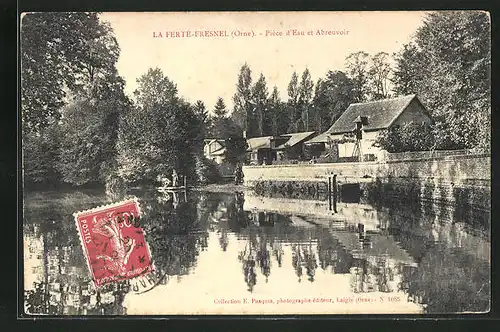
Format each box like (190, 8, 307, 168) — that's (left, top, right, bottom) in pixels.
(23, 188, 490, 314)
(207, 192, 410, 293)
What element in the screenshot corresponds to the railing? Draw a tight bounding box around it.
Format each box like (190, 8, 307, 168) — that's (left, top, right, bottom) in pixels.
(244, 149, 489, 167)
(385, 148, 489, 161)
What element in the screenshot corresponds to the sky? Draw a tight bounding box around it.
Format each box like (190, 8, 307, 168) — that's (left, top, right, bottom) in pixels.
(100, 11, 428, 112)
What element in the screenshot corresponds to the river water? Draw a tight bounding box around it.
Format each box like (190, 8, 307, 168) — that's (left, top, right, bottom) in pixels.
(23, 188, 490, 315)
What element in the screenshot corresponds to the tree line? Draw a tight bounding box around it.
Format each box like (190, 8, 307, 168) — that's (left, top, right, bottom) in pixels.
(224, 51, 392, 139)
(214, 11, 490, 153)
(22, 13, 218, 189)
(22, 11, 490, 189)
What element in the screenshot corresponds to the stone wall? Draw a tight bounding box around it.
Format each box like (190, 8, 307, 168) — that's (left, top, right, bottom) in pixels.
(243, 153, 491, 210)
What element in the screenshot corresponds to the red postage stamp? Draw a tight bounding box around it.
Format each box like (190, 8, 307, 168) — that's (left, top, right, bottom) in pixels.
(73, 198, 153, 287)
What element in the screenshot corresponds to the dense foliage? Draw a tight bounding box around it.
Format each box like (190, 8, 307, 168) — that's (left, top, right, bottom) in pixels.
(374, 122, 436, 153)
(116, 68, 205, 185)
(22, 12, 128, 187)
(391, 11, 490, 150)
(22, 11, 490, 188)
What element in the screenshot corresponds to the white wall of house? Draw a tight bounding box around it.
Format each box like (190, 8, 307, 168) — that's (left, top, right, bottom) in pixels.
(360, 130, 385, 161)
(204, 140, 225, 163)
(392, 99, 433, 125)
(331, 131, 384, 160)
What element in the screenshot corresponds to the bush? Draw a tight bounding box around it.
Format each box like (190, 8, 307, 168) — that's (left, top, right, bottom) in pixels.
(374, 122, 435, 153)
(194, 156, 221, 185)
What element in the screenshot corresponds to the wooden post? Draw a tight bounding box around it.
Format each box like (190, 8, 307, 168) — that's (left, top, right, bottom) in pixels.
(328, 174, 332, 211)
(332, 174, 337, 213)
(184, 175, 187, 201)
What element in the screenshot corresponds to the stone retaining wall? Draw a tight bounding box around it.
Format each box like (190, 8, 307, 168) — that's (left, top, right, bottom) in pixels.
(243, 154, 491, 210)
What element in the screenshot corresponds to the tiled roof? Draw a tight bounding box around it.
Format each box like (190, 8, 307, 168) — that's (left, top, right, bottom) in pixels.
(328, 94, 419, 134)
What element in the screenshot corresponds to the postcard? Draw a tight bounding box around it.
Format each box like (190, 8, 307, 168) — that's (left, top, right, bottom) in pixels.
(21, 11, 491, 316)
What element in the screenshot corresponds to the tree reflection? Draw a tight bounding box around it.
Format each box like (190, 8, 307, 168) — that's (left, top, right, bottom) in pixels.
(316, 228, 353, 274)
(272, 241, 284, 267)
(226, 191, 249, 232)
(302, 242, 318, 282)
(24, 191, 131, 315)
(291, 244, 303, 283)
(374, 198, 490, 313)
(140, 192, 208, 279)
(238, 241, 257, 292)
(402, 246, 490, 313)
(255, 233, 271, 282)
(349, 256, 399, 293)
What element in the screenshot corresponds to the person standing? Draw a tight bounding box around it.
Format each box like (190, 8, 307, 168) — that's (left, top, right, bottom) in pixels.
(172, 169, 179, 187)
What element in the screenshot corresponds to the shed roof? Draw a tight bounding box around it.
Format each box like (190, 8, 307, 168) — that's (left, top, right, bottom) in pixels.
(246, 136, 274, 151)
(328, 94, 422, 134)
(304, 132, 330, 144)
(275, 131, 316, 150)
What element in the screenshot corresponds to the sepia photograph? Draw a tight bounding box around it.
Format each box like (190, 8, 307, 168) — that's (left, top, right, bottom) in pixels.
(21, 11, 491, 316)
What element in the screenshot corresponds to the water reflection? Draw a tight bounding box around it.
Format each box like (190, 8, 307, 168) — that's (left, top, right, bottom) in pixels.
(23, 188, 490, 315)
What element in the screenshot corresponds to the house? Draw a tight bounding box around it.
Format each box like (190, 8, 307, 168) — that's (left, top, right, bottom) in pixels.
(246, 136, 277, 165)
(246, 132, 317, 165)
(305, 94, 433, 161)
(203, 139, 226, 164)
(274, 131, 316, 161)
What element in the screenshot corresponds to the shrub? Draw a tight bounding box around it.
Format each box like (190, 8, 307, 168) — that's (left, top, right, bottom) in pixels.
(374, 122, 435, 153)
(194, 156, 221, 185)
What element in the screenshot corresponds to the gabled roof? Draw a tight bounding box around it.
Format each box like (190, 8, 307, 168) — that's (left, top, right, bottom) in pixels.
(275, 131, 316, 150)
(204, 138, 225, 147)
(327, 94, 424, 134)
(246, 136, 274, 151)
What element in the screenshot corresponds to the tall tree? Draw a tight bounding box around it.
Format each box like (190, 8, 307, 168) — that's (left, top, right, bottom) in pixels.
(209, 97, 229, 138)
(298, 68, 314, 131)
(192, 100, 209, 140)
(56, 86, 129, 186)
(287, 71, 299, 105)
(286, 71, 301, 132)
(213, 97, 228, 118)
(312, 71, 355, 132)
(268, 86, 284, 136)
(232, 63, 253, 135)
(392, 11, 490, 149)
(368, 52, 392, 100)
(116, 68, 199, 184)
(345, 51, 370, 102)
(21, 12, 126, 186)
(391, 43, 425, 96)
(251, 73, 270, 136)
(134, 68, 178, 109)
(21, 12, 120, 133)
